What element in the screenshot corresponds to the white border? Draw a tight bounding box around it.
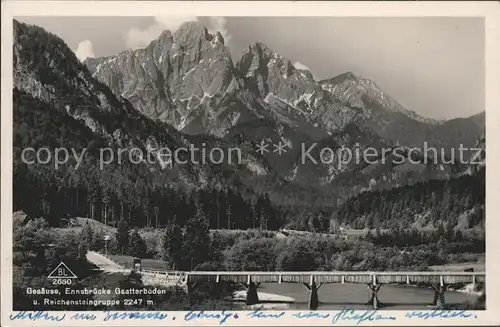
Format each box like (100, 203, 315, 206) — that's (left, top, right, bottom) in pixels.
(2, 1, 500, 326)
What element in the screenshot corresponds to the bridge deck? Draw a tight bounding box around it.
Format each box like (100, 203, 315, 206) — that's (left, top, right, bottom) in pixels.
(186, 271, 485, 284)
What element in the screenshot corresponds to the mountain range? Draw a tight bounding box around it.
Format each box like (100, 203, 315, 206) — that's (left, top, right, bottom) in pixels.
(84, 22, 483, 148)
(12, 19, 485, 230)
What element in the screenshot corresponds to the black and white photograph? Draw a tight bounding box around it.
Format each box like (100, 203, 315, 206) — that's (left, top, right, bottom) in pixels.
(2, 2, 499, 324)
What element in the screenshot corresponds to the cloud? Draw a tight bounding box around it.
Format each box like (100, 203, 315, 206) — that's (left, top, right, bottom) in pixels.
(75, 40, 95, 61)
(207, 17, 232, 45)
(124, 16, 232, 50)
(293, 61, 310, 71)
(125, 16, 198, 49)
(155, 16, 199, 31)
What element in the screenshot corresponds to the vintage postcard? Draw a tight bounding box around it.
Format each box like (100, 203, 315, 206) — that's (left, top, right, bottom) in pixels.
(1, 1, 500, 326)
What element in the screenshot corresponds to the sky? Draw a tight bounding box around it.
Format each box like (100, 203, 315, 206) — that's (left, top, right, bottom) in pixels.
(16, 16, 484, 120)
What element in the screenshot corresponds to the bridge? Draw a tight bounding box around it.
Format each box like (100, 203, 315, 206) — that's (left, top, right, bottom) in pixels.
(184, 271, 485, 310)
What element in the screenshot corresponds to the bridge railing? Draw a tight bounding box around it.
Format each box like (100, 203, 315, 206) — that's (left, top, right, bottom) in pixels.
(185, 271, 485, 276)
(184, 271, 485, 285)
(140, 269, 187, 276)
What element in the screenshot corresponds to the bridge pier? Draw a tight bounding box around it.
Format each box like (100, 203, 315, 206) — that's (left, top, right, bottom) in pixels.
(186, 282, 196, 306)
(431, 283, 446, 309)
(303, 276, 323, 310)
(242, 278, 259, 305)
(366, 284, 383, 310)
(308, 281, 319, 310)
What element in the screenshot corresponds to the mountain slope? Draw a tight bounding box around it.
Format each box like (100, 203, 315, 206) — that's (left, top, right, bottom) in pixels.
(13, 20, 277, 188)
(319, 72, 438, 125)
(12, 20, 289, 229)
(319, 73, 485, 152)
(14, 20, 182, 151)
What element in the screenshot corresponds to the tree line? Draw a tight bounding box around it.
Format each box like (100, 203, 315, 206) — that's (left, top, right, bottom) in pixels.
(83, 216, 484, 273)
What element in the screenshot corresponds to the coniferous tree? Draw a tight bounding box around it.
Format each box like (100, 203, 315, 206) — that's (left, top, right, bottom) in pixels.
(78, 222, 94, 255)
(102, 187, 111, 226)
(116, 219, 129, 255)
(91, 229, 105, 252)
(161, 222, 183, 270)
(128, 228, 147, 258)
(183, 203, 210, 270)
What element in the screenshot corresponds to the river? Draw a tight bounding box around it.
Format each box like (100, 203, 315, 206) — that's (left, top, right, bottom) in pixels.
(235, 283, 479, 310)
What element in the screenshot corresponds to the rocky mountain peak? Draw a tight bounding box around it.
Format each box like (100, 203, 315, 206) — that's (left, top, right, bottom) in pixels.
(319, 72, 438, 126)
(156, 30, 173, 46)
(169, 21, 226, 52)
(343, 71, 358, 80)
(173, 21, 209, 46)
(324, 71, 359, 84)
(84, 21, 240, 132)
(213, 31, 225, 45)
(247, 42, 273, 53)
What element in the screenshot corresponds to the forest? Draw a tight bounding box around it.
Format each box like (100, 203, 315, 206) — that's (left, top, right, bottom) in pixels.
(334, 170, 485, 230)
(13, 89, 283, 231)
